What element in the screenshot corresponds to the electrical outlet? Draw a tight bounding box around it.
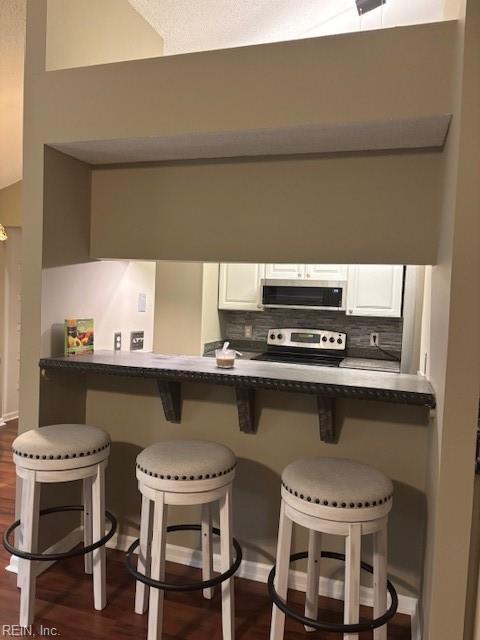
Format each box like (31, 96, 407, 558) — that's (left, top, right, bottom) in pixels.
(370, 332, 379, 346)
(130, 331, 144, 351)
(114, 332, 122, 351)
(244, 325, 253, 338)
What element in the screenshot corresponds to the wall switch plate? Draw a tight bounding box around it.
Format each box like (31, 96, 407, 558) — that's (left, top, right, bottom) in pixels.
(244, 324, 253, 338)
(114, 332, 122, 351)
(130, 331, 144, 351)
(138, 292, 147, 313)
(370, 332, 379, 346)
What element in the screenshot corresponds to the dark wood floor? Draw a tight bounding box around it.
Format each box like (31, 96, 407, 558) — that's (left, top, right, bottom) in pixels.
(0, 421, 410, 639)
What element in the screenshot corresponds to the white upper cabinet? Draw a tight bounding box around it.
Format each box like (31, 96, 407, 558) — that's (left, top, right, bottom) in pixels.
(346, 265, 404, 317)
(305, 265, 348, 280)
(218, 263, 265, 311)
(265, 264, 347, 280)
(265, 264, 304, 279)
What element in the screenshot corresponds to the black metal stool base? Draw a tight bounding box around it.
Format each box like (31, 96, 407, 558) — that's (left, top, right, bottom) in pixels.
(2, 505, 117, 562)
(125, 523, 242, 591)
(268, 550, 398, 634)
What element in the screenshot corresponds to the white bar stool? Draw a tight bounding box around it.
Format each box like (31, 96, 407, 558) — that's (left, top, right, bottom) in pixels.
(126, 440, 241, 640)
(3, 424, 116, 627)
(268, 457, 398, 640)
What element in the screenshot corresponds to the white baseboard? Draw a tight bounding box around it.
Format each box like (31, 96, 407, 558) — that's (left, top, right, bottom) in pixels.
(6, 527, 421, 640)
(108, 531, 421, 640)
(2, 411, 19, 423)
(6, 527, 83, 577)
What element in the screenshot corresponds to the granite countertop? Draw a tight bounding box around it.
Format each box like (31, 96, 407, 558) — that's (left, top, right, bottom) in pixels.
(339, 357, 400, 373)
(39, 350, 435, 408)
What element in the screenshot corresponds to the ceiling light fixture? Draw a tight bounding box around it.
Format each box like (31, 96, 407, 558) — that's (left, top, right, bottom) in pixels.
(355, 0, 386, 15)
(0, 224, 8, 241)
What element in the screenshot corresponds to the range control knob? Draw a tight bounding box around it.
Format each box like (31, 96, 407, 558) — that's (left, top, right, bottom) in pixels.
(270, 334, 276, 340)
(277, 333, 283, 340)
(321, 336, 328, 342)
(329, 337, 335, 343)
(337, 338, 343, 344)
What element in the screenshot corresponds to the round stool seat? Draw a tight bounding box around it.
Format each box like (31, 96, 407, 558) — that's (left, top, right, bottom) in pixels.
(136, 440, 236, 489)
(12, 424, 111, 470)
(282, 457, 393, 514)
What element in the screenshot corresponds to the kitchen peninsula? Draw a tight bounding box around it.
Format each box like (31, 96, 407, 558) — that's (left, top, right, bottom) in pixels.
(39, 350, 435, 443)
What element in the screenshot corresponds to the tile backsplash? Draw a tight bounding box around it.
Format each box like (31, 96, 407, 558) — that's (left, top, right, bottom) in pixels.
(220, 309, 403, 359)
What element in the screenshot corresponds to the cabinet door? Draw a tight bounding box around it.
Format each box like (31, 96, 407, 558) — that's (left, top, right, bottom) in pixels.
(306, 265, 348, 280)
(265, 264, 304, 279)
(218, 264, 265, 311)
(346, 265, 404, 317)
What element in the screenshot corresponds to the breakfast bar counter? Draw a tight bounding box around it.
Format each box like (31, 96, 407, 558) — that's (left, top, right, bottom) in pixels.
(39, 351, 435, 443)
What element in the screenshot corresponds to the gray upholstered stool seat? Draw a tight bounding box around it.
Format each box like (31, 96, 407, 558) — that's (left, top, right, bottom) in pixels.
(12, 424, 111, 470)
(136, 440, 236, 482)
(282, 457, 393, 511)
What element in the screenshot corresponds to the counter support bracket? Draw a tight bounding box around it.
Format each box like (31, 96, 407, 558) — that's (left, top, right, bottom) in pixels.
(235, 387, 257, 434)
(317, 396, 336, 443)
(157, 380, 182, 423)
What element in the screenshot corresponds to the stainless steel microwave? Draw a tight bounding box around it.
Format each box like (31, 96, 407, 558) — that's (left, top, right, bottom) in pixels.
(261, 279, 346, 311)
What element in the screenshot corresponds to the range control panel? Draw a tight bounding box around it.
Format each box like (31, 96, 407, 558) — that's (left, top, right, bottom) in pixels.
(266, 328, 347, 351)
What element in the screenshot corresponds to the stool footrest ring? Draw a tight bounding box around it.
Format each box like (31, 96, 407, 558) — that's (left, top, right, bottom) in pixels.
(2, 505, 117, 561)
(268, 550, 398, 634)
(125, 523, 242, 592)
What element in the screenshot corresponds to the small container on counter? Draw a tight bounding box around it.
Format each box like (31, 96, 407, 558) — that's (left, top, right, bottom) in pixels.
(215, 349, 236, 369)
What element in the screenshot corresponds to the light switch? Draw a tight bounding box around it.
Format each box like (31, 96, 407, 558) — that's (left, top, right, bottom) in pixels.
(138, 293, 147, 313)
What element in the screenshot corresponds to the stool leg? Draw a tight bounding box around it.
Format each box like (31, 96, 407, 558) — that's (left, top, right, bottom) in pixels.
(19, 469, 40, 627)
(83, 477, 93, 574)
(148, 492, 168, 640)
(304, 530, 322, 631)
(373, 524, 388, 640)
(16, 477, 22, 589)
(269, 500, 293, 640)
(202, 502, 214, 600)
(344, 523, 361, 640)
(135, 494, 154, 614)
(92, 461, 107, 610)
(219, 485, 235, 640)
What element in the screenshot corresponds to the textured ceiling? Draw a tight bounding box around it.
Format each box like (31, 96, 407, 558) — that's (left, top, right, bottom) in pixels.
(128, 0, 443, 56)
(0, 0, 25, 189)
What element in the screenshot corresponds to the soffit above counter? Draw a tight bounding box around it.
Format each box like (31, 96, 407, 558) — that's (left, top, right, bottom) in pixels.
(50, 114, 451, 165)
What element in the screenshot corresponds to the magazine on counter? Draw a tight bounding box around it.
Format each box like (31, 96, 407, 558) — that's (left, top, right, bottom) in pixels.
(64, 318, 94, 356)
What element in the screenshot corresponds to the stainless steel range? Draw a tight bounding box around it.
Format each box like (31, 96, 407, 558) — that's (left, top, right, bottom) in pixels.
(252, 328, 347, 367)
